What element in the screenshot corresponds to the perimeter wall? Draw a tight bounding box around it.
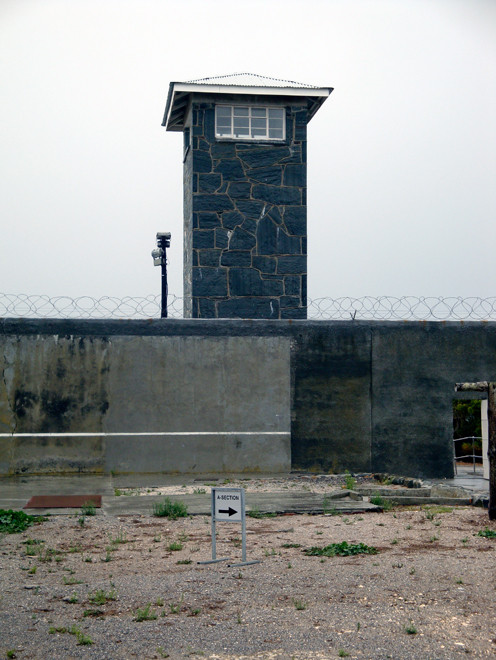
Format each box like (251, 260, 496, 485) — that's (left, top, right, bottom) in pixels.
(2, 318, 496, 478)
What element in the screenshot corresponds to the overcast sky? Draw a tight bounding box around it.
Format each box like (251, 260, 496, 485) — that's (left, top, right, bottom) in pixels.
(1, 0, 495, 304)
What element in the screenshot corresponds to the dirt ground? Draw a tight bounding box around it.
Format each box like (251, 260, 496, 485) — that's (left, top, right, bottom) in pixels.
(1, 488, 495, 659)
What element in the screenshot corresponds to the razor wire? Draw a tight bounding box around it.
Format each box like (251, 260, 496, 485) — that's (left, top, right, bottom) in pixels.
(1, 293, 496, 321)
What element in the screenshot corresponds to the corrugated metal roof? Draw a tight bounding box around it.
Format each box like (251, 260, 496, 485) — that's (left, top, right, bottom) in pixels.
(185, 73, 323, 89)
(162, 73, 333, 131)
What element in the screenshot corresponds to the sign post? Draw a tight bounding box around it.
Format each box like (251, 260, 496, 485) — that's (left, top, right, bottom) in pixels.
(198, 487, 259, 566)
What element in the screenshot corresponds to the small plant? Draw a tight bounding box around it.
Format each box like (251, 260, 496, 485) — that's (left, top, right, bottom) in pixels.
(88, 588, 117, 605)
(152, 497, 188, 520)
(80, 502, 96, 516)
(409, 567, 415, 575)
(429, 535, 439, 543)
(404, 622, 417, 635)
(157, 648, 170, 658)
(344, 470, 356, 490)
(292, 598, 307, 610)
(135, 603, 158, 621)
(391, 538, 399, 545)
(28, 565, 37, 574)
(281, 543, 301, 549)
(68, 592, 79, 603)
(392, 562, 404, 568)
(167, 541, 183, 552)
(49, 626, 67, 634)
(304, 541, 378, 557)
(264, 547, 276, 557)
(177, 559, 192, 565)
(189, 608, 201, 616)
(71, 626, 93, 645)
(6, 650, 17, 659)
(370, 496, 393, 511)
(155, 597, 164, 607)
(237, 610, 242, 624)
(83, 608, 104, 617)
(193, 488, 206, 494)
(0, 509, 45, 534)
(477, 527, 496, 538)
(455, 578, 464, 584)
(338, 651, 350, 658)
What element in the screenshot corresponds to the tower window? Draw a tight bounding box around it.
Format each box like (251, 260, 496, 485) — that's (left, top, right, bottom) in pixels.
(215, 105, 285, 141)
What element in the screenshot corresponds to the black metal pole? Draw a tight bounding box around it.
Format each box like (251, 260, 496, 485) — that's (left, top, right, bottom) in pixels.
(161, 246, 168, 319)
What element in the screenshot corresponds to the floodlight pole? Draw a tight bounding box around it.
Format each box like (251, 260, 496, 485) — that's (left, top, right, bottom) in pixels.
(151, 232, 171, 318)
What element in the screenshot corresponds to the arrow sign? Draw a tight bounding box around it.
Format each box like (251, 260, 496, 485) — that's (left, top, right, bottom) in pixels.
(219, 507, 237, 517)
(212, 488, 243, 522)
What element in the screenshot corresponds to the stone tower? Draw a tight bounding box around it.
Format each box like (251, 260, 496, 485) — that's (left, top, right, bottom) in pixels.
(162, 73, 332, 319)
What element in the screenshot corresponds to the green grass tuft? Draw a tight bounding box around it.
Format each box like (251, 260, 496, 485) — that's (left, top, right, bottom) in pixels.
(152, 497, 188, 519)
(303, 541, 378, 557)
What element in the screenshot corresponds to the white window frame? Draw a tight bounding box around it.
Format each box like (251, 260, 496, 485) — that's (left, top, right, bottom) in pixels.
(215, 105, 286, 141)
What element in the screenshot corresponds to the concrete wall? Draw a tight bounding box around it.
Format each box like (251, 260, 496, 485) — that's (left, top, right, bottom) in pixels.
(2, 318, 496, 477)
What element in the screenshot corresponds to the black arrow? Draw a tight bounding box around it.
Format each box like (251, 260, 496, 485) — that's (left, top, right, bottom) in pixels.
(219, 507, 237, 516)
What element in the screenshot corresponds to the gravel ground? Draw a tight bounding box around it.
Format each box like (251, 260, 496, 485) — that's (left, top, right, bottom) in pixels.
(1, 492, 495, 659)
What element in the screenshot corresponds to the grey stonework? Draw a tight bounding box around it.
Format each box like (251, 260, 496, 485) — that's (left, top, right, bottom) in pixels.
(183, 98, 308, 319)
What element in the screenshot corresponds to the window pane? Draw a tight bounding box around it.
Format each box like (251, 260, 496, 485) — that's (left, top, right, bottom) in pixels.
(252, 127, 267, 137)
(251, 107, 266, 118)
(268, 127, 283, 139)
(251, 117, 266, 129)
(269, 117, 283, 128)
(268, 108, 284, 119)
(233, 106, 249, 116)
(217, 106, 231, 118)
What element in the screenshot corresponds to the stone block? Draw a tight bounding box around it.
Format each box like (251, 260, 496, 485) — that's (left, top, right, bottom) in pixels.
(294, 123, 307, 141)
(283, 164, 306, 187)
(214, 158, 245, 181)
(204, 108, 215, 141)
(228, 181, 251, 199)
(197, 212, 220, 229)
(193, 150, 212, 173)
(253, 256, 277, 274)
(257, 217, 301, 256)
(199, 174, 222, 193)
(222, 210, 244, 230)
(280, 295, 301, 308)
(193, 229, 215, 249)
(281, 306, 306, 319)
(211, 141, 237, 158)
(267, 206, 283, 224)
(193, 194, 234, 213)
(249, 166, 282, 186)
(229, 268, 283, 297)
(217, 297, 280, 319)
(197, 298, 217, 318)
(252, 184, 301, 206)
(215, 227, 229, 248)
(198, 249, 222, 267)
(193, 267, 227, 296)
(284, 206, 306, 235)
(284, 275, 301, 295)
(221, 251, 252, 267)
(235, 199, 265, 217)
(229, 227, 256, 250)
(277, 255, 306, 274)
(241, 218, 257, 235)
(239, 146, 291, 168)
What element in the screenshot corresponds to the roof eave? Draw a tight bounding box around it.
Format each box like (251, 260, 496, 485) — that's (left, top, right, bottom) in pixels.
(162, 81, 333, 131)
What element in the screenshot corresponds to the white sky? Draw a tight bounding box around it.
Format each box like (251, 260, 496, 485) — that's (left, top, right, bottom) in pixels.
(1, 0, 495, 302)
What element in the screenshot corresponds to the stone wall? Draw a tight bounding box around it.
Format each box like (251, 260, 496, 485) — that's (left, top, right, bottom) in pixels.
(184, 95, 308, 319)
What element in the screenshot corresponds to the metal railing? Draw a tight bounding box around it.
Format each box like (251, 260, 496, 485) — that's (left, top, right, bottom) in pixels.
(2, 293, 496, 321)
(453, 436, 483, 475)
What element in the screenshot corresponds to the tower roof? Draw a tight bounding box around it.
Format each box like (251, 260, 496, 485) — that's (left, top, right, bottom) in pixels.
(162, 72, 333, 131)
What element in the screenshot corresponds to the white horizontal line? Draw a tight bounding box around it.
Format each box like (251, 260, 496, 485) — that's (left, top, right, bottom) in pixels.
(0, 431, 288, 438)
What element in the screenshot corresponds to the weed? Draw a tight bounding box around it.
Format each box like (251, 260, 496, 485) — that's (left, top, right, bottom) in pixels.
(370, 496, 393, 511)
(304, 541, 378, 557)
(477, 527, 496, 538)
(28, 565, 37, 575)
(177, 559, 192, 565)
(153, 534, 161, 543)
(237, 610, 242, 624)
(108, 528, 127, 546)
(338, 651, 350, 658)
(83, 608, 104, 617)
(281, 543, 301, 549)
(103, 550, 112, 562)
(71, 626, 93, 645)
(135, 603, 158, 621)
(292, 598, 307, 610)
(0, 509, 45, 534)
(264, 548, 276, 557)
(189, 608, 201, 616)
(287, 562, 292, 568)
(193, 488, 206, 494)
(344, 470, 356, 491)
(153, 497, 188, 520)
(114, 488, 122, 496)
(49, 626, 67, 634)
(246, 508, 276, 519)
(68, 543, 82, 553)
(392, 562, 404, 568)
(68, 592, 79, 603)
(88, 588, 117, 605)
(391, 538, 399, 545)
(6, 651, 17, 659)
(155, 597, 164, 607)
(157, 648, 170, 658)
(455, 578, 464, 584)
(429, 535, 439, 543)
(461, 537, 469, 544)
(80, 502, 96, 516)
(409, 568, 415, 575)
(404, 622, 417, 635)
(78, 517, 86, 527)
(168, 541, 183, 551)
(406, 524, 412, 530)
